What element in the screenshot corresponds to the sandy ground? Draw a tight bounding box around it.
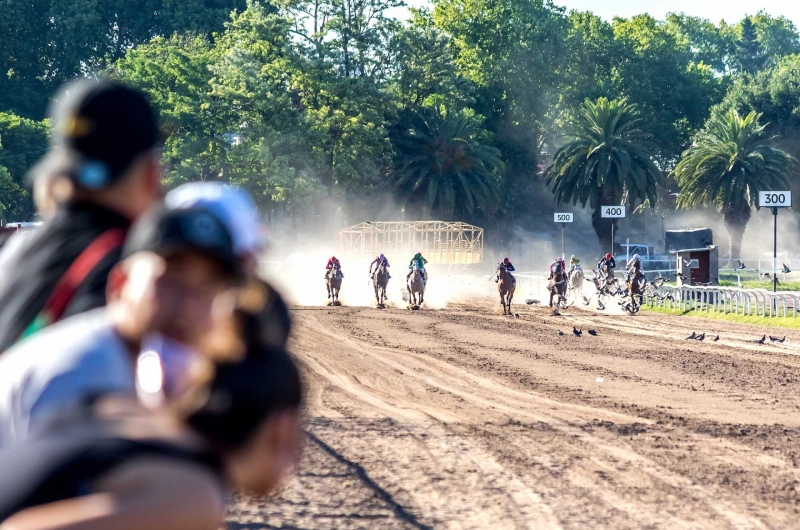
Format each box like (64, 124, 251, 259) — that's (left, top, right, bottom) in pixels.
(227, 290, 800, 529)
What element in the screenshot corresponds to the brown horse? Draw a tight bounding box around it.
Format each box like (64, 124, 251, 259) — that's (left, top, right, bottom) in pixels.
(548, 261, 568, 315)
(407, 263, 425, 309)
(373, 262, 389, 308)
(497, 263, 516, 315)
(326, 263, 343, 306)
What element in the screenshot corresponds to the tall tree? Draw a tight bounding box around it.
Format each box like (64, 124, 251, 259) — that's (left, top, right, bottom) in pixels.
(0, 113, 49, 221)
(390, 108, 503, 221)
(673, 109, 797, 260)
(546, 98, 662, 252)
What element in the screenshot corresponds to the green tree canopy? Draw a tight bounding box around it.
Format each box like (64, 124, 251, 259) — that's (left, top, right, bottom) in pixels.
(673, 109, 797, 259)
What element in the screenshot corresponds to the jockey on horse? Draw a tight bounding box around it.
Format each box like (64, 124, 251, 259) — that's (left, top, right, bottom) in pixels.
(324, 256, 344, 279)
(369, 253, 391, 279)
(597, 252, 616, 281)
(548, 256, 568, 307)
(406, 252, 428, 283)
(495, 257, 516, 283)
(568, 255, 582, 280)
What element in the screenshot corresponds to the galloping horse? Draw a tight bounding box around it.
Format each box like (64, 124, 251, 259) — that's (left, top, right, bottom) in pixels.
(568, 265, 589, 306)
(326, 262, 343, 306)
(621, 272, 647, 314)
(497, 263, 516, 315)
(407, 262, 426, 308)
(373, 261, 390, 308)
(548, 260, 568, 315)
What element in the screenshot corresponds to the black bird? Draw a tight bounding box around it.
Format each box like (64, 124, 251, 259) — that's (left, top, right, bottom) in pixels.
(676, 273, 687, 281)
(557, 330, 565, 336)
(736, 260, 747, 270)
(783, 263, 791, 274)
(525, 299, 540, 306)
(588, 329, 598, 336)
(753, 335, 766, 344)
(696, 333, 706, 342)
(713, 335, 720, 342)
(573, 327, 582, 337)
(514, 313, 520, 319)
(770, 336, 786, 343)
(686, 331, 697, 340)
(597, 301, 606, 311)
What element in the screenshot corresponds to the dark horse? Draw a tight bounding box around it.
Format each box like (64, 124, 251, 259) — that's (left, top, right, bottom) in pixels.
(326, 263, 343, 306)
(621, 271, 646, 315)
(548, 260, 569, 315)
(373, 261, 389, 308)
(497, 263, 516, 315)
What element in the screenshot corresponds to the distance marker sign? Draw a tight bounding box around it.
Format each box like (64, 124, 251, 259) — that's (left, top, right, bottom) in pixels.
(758, 191, 792, 208)
(554, 213, 573, 223)
(600, 206, 626, 218)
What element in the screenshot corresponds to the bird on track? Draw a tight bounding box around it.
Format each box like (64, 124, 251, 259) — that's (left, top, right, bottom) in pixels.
(712, 335, 720, 342)
(696, 333, 706, 342)
(736, 260, 747, 270)
(753, 335, 766, 344)
(573, 327, 582, 337)
(557, 330, 565, 336)
(525, 299, 540, 306)
(597, 301, 605, 311)
(686, 332, 697, 340)
(514, 313, 520, 319)
(588, 329, 598, 336)
(783, 263, 791, 274)
(770, 336, 786, 343)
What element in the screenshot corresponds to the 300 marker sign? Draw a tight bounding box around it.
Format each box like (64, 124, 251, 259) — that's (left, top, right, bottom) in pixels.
(600, 206, 626, 219)
(758, 191, 792, 208)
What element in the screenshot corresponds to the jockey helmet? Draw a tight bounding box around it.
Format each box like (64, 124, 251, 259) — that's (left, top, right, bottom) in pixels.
(605, 253, 612, 260)
(570, 255, 577, 261)
(504, 257, 510, 263)
(632, 253, 640, 261)
(379, 253, 385, 259)
(331, 256, 337, 261)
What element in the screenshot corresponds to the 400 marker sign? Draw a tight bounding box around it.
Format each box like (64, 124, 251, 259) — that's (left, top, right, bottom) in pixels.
(600, 206, 626, 219)
(759, 191, 792, 208)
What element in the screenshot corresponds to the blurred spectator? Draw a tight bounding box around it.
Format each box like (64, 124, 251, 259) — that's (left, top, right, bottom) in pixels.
(0, 205, 243, 446)
(0, 79, 163, 352)
(0, 311, 303, 529)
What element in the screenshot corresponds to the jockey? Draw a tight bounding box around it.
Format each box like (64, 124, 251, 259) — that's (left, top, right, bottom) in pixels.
(406, 252, 428, 282)
(495, 257, 515, 283)
(324, 256, 344, 279)
(626, 253, 644, 281)
(548, 257, 566, 281)
(369, 253, 391, 279)
(568, 255, 582, 278)
(597, 253, 616, 278)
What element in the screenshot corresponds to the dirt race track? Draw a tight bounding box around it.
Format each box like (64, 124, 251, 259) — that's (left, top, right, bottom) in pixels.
(227, 297, 800, 529)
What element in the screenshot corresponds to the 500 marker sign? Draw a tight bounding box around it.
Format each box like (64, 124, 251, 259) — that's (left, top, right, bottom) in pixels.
(601, 206, 626, 219)
(554, 213, 573, 223)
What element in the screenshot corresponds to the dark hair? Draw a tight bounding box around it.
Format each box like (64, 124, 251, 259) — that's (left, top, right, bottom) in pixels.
(186, 312, 302, 448)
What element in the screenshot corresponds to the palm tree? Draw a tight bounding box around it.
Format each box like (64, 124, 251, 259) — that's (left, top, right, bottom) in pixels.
(546, 97, 663, 253)
(390, 109, 503, 220)
(673, 109, 796, 261)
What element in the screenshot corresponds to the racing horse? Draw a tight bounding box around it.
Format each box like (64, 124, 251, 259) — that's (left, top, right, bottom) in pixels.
(620, 272, 647, 314)
(549, 261, 569, 315)
(373, 261, 390, 308)
(497, 263, 516, 315)
(568, 265, 589, 306)
(407, 262, 426, 309)
(326, 262, 343, 306)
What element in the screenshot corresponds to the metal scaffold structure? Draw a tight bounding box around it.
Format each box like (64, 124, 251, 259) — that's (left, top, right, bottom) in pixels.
(339, 221, 484, 264)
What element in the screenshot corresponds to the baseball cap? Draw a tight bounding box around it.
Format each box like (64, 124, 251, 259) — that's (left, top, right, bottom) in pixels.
(123, 205, 243, 278)
(165, 182, 262, 257)
(28, 79, 159, 189)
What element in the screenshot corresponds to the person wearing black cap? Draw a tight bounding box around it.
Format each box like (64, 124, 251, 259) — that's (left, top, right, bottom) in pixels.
(0, 309, 303, 530)
(0, 79, 164, 352)
(0, 205, 243, 447)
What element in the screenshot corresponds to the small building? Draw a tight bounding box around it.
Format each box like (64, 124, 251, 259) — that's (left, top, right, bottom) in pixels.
(672, 246, 719, 286)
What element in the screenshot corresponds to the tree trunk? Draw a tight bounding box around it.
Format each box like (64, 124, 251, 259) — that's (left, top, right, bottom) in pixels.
(592, 203, 618, 257)
(722, 206, 751, 261)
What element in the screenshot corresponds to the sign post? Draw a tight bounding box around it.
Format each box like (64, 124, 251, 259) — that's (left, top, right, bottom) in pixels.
(554, 213, 573, 260)
(601, 206, 626, 256)
(758, 191, 792, 293)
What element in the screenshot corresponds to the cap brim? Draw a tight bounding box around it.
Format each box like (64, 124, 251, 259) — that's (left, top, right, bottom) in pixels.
(25, 148, 81, 187)
(151, 242, 244, 281)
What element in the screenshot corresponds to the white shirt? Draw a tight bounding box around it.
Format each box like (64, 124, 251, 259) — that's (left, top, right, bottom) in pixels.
(0, 309, 134, 446)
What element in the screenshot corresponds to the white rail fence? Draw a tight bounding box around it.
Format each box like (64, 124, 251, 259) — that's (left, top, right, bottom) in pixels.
(644, 285, 799, 318)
